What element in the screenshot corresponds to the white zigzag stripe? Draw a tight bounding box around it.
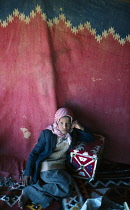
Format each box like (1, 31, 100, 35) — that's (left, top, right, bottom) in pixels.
(86, 180, 130, 188)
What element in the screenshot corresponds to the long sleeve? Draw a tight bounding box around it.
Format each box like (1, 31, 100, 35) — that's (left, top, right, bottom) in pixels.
(77, 127, 95, 143)
(24, 131, 47, 176)
(23, 129, 57, 181)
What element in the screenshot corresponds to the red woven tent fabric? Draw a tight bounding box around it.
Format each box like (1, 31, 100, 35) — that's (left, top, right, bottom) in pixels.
(0, 0, 130, 180)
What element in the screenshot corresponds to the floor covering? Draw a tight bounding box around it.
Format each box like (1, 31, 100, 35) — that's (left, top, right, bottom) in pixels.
(0, 161, 130, 210)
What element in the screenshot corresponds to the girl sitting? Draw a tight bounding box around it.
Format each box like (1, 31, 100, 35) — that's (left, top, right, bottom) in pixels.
(18, 107, 95, 209)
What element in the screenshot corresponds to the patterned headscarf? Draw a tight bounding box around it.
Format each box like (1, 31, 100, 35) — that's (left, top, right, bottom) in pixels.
(54, 107, 74, 124)
(47, 107, 74, 144)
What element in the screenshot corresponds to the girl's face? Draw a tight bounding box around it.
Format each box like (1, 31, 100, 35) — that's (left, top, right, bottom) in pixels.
(57, 116, 72, 134)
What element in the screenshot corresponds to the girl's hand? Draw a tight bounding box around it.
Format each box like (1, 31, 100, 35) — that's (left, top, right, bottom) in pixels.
(22, 176, 32, 186)
(72, 120, 84, 131)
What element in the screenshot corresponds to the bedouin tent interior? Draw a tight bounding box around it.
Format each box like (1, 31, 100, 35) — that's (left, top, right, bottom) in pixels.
(0, 0, 130, 209)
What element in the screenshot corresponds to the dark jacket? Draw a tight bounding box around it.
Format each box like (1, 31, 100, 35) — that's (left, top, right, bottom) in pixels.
(24, 128, 94, 183)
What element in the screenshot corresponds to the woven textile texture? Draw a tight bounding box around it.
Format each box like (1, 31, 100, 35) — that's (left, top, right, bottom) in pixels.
(0, 0, 130, 180)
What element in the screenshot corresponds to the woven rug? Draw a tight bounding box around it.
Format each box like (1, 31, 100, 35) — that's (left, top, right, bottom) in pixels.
(85, 161, 130, 207)
(0, 177, 86, 210)
(0, 161, 130, 209)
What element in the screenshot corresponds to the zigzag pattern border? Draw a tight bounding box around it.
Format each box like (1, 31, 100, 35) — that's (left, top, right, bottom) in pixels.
(85, 179, 130, 188)
(0, 5, 130, 45)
